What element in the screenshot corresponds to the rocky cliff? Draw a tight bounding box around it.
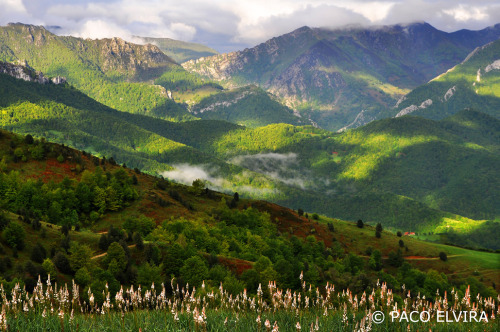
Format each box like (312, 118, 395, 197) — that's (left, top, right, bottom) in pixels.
(0, 60, 65, 85)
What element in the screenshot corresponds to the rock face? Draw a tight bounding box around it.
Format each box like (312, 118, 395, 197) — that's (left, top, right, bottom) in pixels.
(0, 60, 65, 85)
(0, 23, 178, 82)
(184, 23, 500, 130)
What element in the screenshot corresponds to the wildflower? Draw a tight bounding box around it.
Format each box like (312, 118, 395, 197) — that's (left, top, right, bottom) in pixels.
(272, 321, 279, 332)
(296, 321, 301, 330)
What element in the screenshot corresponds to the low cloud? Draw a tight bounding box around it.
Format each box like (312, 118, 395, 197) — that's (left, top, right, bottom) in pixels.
(161, 164, 279, 197)
(161, 164, 226, 188)
(230, 152, 311, 189)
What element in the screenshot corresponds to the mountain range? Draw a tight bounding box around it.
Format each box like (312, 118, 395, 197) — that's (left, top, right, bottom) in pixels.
(0, 22, 499, 251)
(183, 22, 500, 130)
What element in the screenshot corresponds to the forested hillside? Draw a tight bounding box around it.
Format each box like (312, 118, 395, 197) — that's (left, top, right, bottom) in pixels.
(0, 128, 497, 304)
(1, 62, 498, 250)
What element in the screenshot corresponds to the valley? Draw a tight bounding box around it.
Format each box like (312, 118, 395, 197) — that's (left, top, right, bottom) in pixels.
(0, 18, 498, 330)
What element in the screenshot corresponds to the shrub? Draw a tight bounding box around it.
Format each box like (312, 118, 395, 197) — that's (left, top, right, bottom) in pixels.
(388, 249, 404, 267)
(52, 252, 72, 274)
(439, 252, 448, 262)
(397, 231, 402, 237)
(0, 212, 10, 230)
(399, 239, 405, 248)
(3, 222, 25, 250)
(42, 259, 57, 280)
(31, 243, 47, 264)
(357, 219, 364, 228)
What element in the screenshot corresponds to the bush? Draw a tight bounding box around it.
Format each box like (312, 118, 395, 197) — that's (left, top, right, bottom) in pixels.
(397, 231, 402, 237)
(180, 256, 208, 287)
(3, 222, 25, 250)
(53, 252, 73, 274)
(133, 232, 144, 251)
(312, 213, 319, 220)
(30, 243, 47, 264)
(0, 212, 10, 230)
(375, 230, 381, 238)
(439, 252, 448, 262)
(388, 249, 404, 267)
(42, 259, 57, 280)
(357, 219, 364, 228)
(399, 239, 405, 248)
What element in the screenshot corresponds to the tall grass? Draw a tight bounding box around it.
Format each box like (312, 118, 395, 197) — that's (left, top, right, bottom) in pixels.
(0, 276, 497, 331)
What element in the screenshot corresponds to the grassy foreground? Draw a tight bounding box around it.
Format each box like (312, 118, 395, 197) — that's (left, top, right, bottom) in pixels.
(0, 276, 497, 332)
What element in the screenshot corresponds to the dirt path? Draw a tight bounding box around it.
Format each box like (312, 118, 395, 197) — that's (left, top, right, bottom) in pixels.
(91, 244, 136, 260)
(403, 255, 463, 260)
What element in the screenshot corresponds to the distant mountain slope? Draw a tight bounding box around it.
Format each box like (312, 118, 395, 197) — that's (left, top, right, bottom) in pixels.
(189, 85, 305, 127)
(136, 36, 218, 63)
(184, 23, 500, 130)
(0, 23, 195, 121)
(391, 38, 500, 120)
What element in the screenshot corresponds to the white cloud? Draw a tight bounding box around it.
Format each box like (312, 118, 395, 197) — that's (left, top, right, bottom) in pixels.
(70, 19, 133, 40)
(0, 0, 499, 52)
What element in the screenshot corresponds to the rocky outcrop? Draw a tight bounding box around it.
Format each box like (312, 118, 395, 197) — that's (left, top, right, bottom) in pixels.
(97, 37, 176, 75)
(0, 61, 66, 85)
(395, 99, 432, 117)
(485, 60, 500, 72)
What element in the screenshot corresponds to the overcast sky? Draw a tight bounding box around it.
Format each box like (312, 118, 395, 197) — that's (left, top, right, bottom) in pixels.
(1, 0, 500, 52)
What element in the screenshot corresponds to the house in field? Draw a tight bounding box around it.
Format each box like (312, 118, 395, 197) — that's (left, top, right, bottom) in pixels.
(404, 232, 415, 236)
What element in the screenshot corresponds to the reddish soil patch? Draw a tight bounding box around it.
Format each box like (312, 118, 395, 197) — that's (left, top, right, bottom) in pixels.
(217, 256, 253, 275)
(249, 201, 338, 248)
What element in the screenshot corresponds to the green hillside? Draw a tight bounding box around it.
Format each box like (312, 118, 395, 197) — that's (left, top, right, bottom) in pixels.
(391, 38, 500, 120)
(0, 129, 497, 303)
(0, 23, 195, 122)
(136, 36, 218, 63)
(0, 65, 498, 250)
(198, 113, 499, 246)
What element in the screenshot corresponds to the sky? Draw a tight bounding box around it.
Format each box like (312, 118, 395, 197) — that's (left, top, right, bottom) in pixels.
(1, 0, 500, 53)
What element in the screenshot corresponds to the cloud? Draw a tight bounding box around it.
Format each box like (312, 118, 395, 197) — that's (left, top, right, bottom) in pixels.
(160, 163, 279, 197)
(230, 152, 310, 189)
(161, 163, 226, 188)
(1, 0, 499, 52)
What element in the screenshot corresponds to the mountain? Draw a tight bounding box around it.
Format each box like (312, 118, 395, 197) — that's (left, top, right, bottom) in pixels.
(1, 60, 498, 249)
(183, 23, 500, 130)
(0, 23, 194, 121)
(0, 128, 497, 298)
(390, 38, 500, 120)
(136, 36, 218, 63)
